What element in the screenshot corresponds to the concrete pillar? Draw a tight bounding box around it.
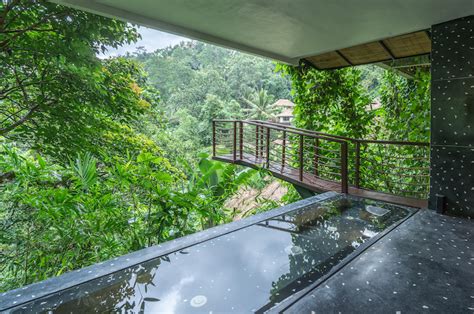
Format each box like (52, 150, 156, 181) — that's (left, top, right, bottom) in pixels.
(429, 15, 473, 217)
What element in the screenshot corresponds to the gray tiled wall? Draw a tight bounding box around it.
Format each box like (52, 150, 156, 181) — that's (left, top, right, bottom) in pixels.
(429, 15, 474, 217)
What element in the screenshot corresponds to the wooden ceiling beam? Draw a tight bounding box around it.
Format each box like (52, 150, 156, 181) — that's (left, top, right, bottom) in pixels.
(379, 40, 396, 60)
(335, 50, 354, 66)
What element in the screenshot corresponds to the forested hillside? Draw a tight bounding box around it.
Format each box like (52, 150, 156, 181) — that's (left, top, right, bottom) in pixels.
(125, 43, 396, 162)
(128, 42, 293, 162)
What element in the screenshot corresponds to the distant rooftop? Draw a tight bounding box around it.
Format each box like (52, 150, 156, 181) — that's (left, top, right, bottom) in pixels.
(273, 99, 295, 108)
(276, 108, 294, 118)
(366, 99, 382, 111)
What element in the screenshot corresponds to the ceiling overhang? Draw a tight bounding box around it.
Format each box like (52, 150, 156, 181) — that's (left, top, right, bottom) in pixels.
(52, 0, 473, 66)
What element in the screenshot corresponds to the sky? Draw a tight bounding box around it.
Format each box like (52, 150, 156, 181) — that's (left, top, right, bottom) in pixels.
(101, 26, 190, 58)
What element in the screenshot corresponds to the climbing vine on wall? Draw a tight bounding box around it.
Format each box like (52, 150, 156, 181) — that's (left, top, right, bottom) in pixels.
(276, 63, 431, 199)
(276, 63, 430, 142)
(379, 69, 431, 142)
(276, 63, 374, 139)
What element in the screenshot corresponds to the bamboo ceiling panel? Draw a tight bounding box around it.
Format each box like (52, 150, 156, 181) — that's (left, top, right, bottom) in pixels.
(339, 42, 391, 64)
(305, 31, 431, 69)
(383, 31, 431, 58)
(306, 51, 349, 69)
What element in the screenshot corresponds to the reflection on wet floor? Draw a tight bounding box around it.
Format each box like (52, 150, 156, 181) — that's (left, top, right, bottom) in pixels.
(11, 195, 413, 313)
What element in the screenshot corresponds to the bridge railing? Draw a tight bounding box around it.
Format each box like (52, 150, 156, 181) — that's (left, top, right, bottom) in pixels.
(212, 120, 429, 200)
(354, 139, 430, 199)
(213, 120, 349, 193)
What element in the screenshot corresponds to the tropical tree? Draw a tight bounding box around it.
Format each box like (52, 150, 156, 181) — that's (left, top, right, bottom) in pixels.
(182, 153, 255, 227)
(0, 0, 142, 159)
(242, 88, 277, 120)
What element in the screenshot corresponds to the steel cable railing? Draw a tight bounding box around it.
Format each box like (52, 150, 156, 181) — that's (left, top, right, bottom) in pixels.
(212, 120, 429, 200)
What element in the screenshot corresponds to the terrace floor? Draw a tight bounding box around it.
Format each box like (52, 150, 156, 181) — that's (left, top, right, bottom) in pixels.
(279, 209, 474, 313)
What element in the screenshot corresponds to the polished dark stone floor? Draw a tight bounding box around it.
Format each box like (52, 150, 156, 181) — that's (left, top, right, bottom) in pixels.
(283, 210, 474, 313)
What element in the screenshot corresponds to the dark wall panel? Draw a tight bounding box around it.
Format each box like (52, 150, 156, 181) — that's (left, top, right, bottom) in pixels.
(429, 146, 474, 217)
(429, 15, 474, 216)
(431, 79, 474, 147)
(431, 17, 474, 81)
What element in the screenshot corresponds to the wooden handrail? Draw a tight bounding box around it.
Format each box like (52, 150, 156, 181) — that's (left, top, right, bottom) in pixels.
(248, 120, 353, 141)
(214, 119, 346, 142)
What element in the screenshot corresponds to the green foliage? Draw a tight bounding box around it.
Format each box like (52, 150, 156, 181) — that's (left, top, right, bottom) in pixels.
(277, 62, 430, 142)
(359, 65, 386, 98)
(0, 1, 268, 292)
(277, 63, 430, 198)
(355, 69, 431, 197)
(137, 42, 291, 106)
(183, 153, 255, 227)
(131, 42, 292, 157)
(379, 69, 430, 141)
(72, 153, 97, 191)
(0, 0, 140, 154)
(276, 64, 374, 139)
(0, 146, 134, 290)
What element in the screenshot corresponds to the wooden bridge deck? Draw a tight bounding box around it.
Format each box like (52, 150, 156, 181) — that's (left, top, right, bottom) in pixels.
(214, 153, 428, 209)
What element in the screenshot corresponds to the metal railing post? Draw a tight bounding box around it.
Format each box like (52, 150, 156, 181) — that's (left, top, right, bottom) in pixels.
(281, 130, 286, 171)
(314, 138, 319, 177)
(341, 142, 349, 193)
(233, 121, 237, 162)
(266, 127, 270, 168)
(260, 126, 264, 158)
(255, 125, 259, 159)
(355, 141, 361, 188)
(299, 134, 304, 182)
(239, 121, 243, 160)
(212, 120, 216, 157)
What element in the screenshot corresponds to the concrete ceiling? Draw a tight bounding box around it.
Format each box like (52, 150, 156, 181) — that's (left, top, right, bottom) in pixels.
(52, 0, 473, 64)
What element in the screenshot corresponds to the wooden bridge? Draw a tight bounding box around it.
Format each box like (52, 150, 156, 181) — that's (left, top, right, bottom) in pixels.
(212, 120, 430, 208)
